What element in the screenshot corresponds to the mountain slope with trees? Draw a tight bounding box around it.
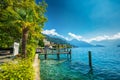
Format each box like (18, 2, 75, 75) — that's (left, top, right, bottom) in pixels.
(45, 35, 71, 45)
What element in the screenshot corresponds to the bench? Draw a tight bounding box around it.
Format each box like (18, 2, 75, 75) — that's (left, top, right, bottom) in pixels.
(0, 48, 13, 55)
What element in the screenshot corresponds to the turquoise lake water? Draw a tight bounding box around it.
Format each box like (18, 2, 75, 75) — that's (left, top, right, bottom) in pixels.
(39, 47, 120, 80)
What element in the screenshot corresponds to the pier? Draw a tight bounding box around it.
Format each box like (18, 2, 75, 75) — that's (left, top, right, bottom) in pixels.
(36, 47, 72, 60)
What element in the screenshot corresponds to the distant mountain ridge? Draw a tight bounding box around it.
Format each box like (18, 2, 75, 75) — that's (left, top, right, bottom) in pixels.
(68, 39, 94, 47)
(44, 34, 105, 47)
(45, 35, 94, 47)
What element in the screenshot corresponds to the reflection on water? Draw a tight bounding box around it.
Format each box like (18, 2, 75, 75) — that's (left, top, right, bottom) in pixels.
(40, 47, 120, 80)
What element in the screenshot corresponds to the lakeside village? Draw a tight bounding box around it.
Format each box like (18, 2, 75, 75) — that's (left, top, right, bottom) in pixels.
(37, 38, 72, 60)
(37, 38, 72, 54)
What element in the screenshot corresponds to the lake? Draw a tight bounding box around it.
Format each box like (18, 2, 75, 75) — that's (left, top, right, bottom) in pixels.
(39, 47, 120, 80)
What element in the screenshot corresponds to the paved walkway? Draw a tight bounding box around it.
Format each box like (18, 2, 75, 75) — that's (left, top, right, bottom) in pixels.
(33, 54, 40, 80)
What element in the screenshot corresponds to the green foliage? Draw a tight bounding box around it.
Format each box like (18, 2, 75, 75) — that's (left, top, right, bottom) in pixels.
(0, 0, 47, 79)
(0, 0, 22, 48)
(26, 32, 44, 59)
(38, 39, 44, 47)
(0, 59, 34, 80)
(0, 25, 21, 48)
(13, 0, 47, 57)
(26, 44, 36, 60)
(0, 0, 47, 57)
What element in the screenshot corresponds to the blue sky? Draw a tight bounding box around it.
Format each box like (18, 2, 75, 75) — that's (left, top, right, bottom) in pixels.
(37, 0, 120, 42)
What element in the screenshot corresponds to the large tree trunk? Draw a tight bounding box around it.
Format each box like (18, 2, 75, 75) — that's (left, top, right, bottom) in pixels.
(22, 27, 29, 58)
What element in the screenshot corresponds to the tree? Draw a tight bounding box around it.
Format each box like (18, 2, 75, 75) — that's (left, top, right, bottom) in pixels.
(0, 0, 21, 48)
(0, 0, 47, 57)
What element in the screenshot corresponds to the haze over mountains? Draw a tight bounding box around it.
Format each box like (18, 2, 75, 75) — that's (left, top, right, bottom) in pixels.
(69, 39, 120, 47)
(45, 34, 120, 47)
(91, 39, 120, 47)
(68, 39, 93, 47)
(42, 29, 120, 47)
(45, 35, 104, 47)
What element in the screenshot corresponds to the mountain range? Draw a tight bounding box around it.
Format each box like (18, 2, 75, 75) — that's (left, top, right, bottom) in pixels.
(45, 34, 120, 47)
(45, 35, 104, 47)
(68, 39, 93, 47)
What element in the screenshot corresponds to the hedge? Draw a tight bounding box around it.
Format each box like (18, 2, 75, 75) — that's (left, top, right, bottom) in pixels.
(0, 58, 35, 80)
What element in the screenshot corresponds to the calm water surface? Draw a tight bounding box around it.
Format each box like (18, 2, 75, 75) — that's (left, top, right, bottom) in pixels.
(39, 47, 120, 80)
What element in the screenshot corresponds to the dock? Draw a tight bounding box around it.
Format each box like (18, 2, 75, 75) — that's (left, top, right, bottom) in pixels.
(36, 47, 72, 60)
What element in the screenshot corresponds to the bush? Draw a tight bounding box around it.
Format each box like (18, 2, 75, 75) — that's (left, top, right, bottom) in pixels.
(0, 59, 34, 80)
(26, 44, 36, 60)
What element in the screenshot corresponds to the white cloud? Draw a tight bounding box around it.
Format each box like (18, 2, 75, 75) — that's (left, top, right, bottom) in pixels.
(42, 29, 120, 43)
(42, 29, 72, 41)
(82, 35, 109, 42)
(108, 33, 120, 40)
(83, 33, 120, 43)
(42, 29, 59, 36)
(68, 32, 82, 41)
